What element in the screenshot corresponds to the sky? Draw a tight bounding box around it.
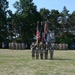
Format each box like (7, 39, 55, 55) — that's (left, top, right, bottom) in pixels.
(8, 0, 75, 14)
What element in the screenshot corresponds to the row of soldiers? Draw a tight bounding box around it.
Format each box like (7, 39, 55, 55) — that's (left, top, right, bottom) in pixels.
(54, 43, 68, 50)
(9, 42, 68, 50)
(30, 41, 55, 60)
(9, 42, 26, 50)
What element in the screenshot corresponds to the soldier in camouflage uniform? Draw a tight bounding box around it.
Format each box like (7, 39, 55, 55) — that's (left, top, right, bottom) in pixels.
(44, 42, 48, 59)
(35, 41, 39, 59)
(39, 42, 44, 59)
(30, 42, 36, 59)
(50, 42, 55, 60)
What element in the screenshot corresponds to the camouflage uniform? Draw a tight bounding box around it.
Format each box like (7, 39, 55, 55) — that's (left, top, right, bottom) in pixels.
(30, 42, 36, 59)
(35, 43, 39, 59)
(22, 43, 25, 50)
(50, 43, 55, 60)
(44, 42, 48, 59)
(39, 42, 44, 59)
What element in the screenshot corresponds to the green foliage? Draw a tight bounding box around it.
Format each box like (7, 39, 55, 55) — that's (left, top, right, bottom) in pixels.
(40, 8, 50, 21)
(0, 0, 75, 45)
(56, 32, 75, 44)
(0, 0, 9, 42)
(12, 0, 42, 44)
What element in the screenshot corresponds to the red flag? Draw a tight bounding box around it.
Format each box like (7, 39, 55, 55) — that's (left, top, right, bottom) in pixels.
(39, 22, 43, 42)
(44, 22, 47, 40)
(36, 25, 40, 40)
(44, 22, 47, 34)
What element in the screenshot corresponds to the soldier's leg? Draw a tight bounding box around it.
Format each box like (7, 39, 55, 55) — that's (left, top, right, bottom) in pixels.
(44, 50, 46, 59)
(45, 50, 48, 59)
(32, 49, 35, 59)
(50, 50, 54, 60)
(40, 50, 43, 59)
(46, 50, 48, 59)
(36, 49, 39, 59)
(45, 50, 46, 59)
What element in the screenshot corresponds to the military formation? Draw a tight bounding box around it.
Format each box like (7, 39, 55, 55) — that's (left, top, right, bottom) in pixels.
(30, 42, 68, 60)
(30, 21, 55, 60)
(30, 41, 55, 60)
(55, 43, 68, 50)
(8, 21, 68, 60)
(9, 42, 26, 50)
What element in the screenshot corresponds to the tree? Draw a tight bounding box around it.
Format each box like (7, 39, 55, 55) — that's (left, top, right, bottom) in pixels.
(13, 0, 42, 44)
(56, 6, 75, 43)
(68, 11, 75, 27)
(40, 8, 50, 21)
(49, 9, 60, 29)
(58, 6, 69, 29)
(0, 0, 9, 42)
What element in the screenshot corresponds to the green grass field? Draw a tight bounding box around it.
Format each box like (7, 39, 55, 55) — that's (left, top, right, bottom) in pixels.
(0, 49, 75, 75)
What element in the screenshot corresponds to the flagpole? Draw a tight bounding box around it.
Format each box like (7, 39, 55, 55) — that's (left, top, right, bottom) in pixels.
(40, 21, 43, 42)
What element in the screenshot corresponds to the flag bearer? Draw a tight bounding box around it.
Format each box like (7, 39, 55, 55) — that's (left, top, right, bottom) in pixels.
(39, 42, 44, 59)
(50, 42, 55, 60)
(35, 41, 39, 59)
(30, 42, 36, 59)
(44, 42, 48, 59)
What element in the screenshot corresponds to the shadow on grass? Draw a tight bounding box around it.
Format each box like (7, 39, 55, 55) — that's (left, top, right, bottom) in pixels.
(32, 57, 73, 60)
(53, 58, 72, 60)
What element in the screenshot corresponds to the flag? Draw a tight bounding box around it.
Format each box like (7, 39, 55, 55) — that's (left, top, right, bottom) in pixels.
(36, 24, 40, 40)
(40, 31, 43, 42)
(40, 22, 43, 42)
(44, 22, 47, 41)
(44, 22, 47, 34)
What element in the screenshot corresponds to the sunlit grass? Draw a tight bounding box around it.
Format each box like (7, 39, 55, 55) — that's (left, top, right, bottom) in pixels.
(0, 49, 75, 75)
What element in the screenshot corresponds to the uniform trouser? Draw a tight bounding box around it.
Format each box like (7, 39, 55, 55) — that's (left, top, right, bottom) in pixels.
(40, 50, 43, 59)
(32, 49, 35, 59)
(45, 50, 48, 59)
(36, 49, 39, 59)
(50, 50, 54, 60)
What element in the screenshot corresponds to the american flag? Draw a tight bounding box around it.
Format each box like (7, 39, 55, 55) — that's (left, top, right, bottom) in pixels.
(39, 22, 43, 42)
(36, 24, 40, 40)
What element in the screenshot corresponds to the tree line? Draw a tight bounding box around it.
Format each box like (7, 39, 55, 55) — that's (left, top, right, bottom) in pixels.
(0, 0, 75, 46)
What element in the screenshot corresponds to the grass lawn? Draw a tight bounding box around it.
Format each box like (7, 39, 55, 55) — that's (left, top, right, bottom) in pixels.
(0, 49, 75, 75)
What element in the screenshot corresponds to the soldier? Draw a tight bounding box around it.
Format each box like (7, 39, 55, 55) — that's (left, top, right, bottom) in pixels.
(44, 42, 48, 59)
(18, 43, 20, 49)
(9, 43, 11, 49)
(55, 43, 59, 50)
(50, 42, 55, 60)
(65, 43, 68, 50)
(59, 43, 61, 50)
(15, 43, 18, 50)
(30, 42, 36, 59)
(62, 43, 65, 50)
(35, 41, 39, 59)
(39, 42, 44, 59)
(22, 43, 25, 50)
(11, 42, 14, 49)
(13, 42, 16, 50)
(17, 43, 19, 50)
